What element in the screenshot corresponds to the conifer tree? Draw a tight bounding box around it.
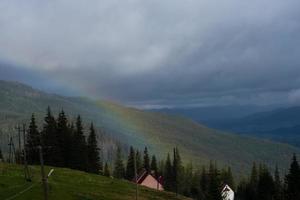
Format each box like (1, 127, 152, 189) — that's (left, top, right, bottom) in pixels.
(257, 165, 275, 200)
(246, 162, 258, 200)
(136, 150, 142, 173)
(182, 162, 194, 197)
(221, 167, 235, 189)
(236, 178, 249, 200)
(42, 107, 61, 166)
(71, 115, 88, 171)
(285, 154, 300, 200)
(126, 146, 135, 180)
(26, 113, 41, 164)
(158, 160, 165, 177)
(250, 162, 258, 186)
(87, 123, 101, 174)
(274, 165, 283, 200)
(143, 147, 150, 172)
(56, 110, 71, 167)
(0, 148, 3, 161)
(104, 162, 111, 177)
(191, 170, 204, 200)
(150, 155, 158, 176)
(173, 147, 183, 194)
(207, 161, 222, 200)
(164, 153, 174, 191)
(200, 167, 209, 196)
(113, 146, 125, 179)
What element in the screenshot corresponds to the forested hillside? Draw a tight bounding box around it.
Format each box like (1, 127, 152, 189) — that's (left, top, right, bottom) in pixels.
(0, 80, 299, 174)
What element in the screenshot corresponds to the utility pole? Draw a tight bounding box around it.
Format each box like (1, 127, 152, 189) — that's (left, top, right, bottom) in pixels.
(134, 151, 138, 200)
(16, 125, 21, 164)
(8, 136, 16, 163)
(22, 124, 31, 181)
(39, 146, 48, 200)
(8, 135, 12, 163)
(16, 125, 21, 151)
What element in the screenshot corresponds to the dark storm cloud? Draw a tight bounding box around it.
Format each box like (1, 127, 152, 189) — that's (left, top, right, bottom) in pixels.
(0, 0, 300, 107)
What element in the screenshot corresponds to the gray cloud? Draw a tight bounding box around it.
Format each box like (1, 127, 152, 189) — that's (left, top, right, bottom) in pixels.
(0, 0, 300, 107)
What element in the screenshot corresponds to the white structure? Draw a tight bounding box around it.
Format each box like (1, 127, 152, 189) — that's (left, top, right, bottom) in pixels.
(222, 184, 234, 200)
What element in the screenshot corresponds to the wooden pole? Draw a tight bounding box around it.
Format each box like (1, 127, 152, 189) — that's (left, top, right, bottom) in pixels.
(16, 125, 21, 164)
(39, 146, 48, 200)
(11, 138, 16, 163)
(8, 136, 12, 163)
(8, 136, 16, 163)
(134, 151, 138, 200)
(23, 124, 30, 181)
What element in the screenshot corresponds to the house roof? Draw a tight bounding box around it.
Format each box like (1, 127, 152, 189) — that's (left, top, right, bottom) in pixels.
(135, 170, 148, 184)
(133, 169, 163, 185)
(222, 184, 234, 193)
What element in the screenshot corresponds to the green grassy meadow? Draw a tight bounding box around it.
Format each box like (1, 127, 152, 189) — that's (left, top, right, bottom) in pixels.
(0, 163, 189, 200)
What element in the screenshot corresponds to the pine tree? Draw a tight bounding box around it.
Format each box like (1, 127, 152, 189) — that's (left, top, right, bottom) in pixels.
(200, 167, 209, 196)
(207, 162, 222, 200)
(42, 107, 61, 166)
(257, 165, 275, 200)
(274, 165, 283, 200)
(126, 146, 135, 180)
(182, 162, 194, 197)
(104, 162, 111, 177)
(173, 147, 183, 194)
(87, 123, 101, 174)
(150, 155, 158, 177)
(285, 154, 300, 200)
(158, 160, 165, 177)
(191, 167, 204, 200)
(71, 115, 88, 171)
(250, 162, 258, 186)
(236, 178, 249, 200)
(247, 162, 259, 200)
(113, 146, 125, 179)
(56, 110, 71, 167)
(221, 167, 235, 189)
(136, 150, 142, 173)
(26, 113, 41, 164)
(143, 147, 150, 172)
(0, 148, 3, 161)
(164, 153, 174, 191)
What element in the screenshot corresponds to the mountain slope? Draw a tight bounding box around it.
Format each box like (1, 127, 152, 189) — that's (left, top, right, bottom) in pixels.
(0, 80, 299, 174)
(0, 163, 188, 200)
(149, 105, 276, 122)
(206, 107, 300, 147)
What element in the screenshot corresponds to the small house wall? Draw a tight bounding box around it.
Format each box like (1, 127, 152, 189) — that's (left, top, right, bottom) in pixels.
(222, 185, 234, 200)
(140, 175, 164, 191)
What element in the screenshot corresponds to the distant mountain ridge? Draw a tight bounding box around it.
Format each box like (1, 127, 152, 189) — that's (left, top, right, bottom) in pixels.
(0, 80, 299, 174)
(205, 106, 300, 147)
(149, 105, 278, 122)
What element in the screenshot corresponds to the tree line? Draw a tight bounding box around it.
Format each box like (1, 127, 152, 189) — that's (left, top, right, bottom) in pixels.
(236, 154, 300, 200)
(2, 107, 300, 200)
(111, 145, 232, 200)
(111, 144, 300, 200)
(25, 107, 102, 174)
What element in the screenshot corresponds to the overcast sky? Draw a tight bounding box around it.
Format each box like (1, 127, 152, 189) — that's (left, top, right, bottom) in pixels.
(0, 0, 300, 108)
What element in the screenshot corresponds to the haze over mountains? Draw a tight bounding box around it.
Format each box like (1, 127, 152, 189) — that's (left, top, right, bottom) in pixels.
(0, 80, 299, 174)
(153, 106, 300, 148)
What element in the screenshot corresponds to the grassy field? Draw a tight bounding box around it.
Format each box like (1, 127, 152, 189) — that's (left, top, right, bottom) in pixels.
(0, 163, 189, 200)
